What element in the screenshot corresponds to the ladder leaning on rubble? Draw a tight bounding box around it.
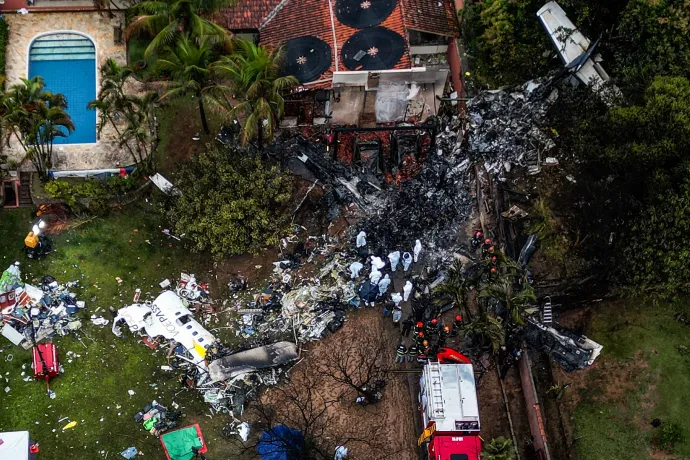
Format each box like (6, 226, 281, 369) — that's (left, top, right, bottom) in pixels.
(427, 362, 445, 417)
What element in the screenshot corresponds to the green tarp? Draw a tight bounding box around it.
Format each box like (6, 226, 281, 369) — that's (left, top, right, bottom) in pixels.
(161, 426, 203, 460)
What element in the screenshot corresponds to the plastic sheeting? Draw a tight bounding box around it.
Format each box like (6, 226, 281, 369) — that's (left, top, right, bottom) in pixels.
(375, 82, 409, 123)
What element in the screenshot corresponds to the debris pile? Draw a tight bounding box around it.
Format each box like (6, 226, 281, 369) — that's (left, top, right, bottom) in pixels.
(0, 264, 86, 349)
(277, 121, 475, 266)
(464, 80, 557, 177)
(133, 400, 183, 437)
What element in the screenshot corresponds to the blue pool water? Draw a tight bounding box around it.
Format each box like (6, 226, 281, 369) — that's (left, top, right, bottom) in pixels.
(29, 33, 97, 144)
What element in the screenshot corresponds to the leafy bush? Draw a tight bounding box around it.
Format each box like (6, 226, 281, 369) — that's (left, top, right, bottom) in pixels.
(482, 436, 515, 460)
(462, 0, 553, 87)
(44, 174, 138, 214)
(169, 145, 293, 258)
(654, 421, 685, 452)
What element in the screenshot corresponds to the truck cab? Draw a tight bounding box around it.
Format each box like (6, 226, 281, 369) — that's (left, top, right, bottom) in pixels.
(419, 362, 482, 460)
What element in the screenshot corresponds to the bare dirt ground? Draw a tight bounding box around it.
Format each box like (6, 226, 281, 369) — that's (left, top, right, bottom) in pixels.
(290, 307, 420, 460)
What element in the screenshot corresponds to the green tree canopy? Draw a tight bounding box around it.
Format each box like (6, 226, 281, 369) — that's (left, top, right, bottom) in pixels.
(612, 0, 690, 91)
(0, 76, 74, 179)
(211, 39, 298, 147)
(169, 145, 293, 257)
(157, 35, 216, 133)
(125, 0, 234, 56)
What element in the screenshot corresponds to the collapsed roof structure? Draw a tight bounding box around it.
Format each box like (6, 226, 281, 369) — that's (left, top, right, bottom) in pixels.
(215, 0, 462, 126)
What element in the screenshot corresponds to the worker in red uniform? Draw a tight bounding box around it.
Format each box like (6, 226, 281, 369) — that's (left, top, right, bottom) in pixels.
(481, 238, 494, 257)
(438, 325, 451, 348)
(471, 229, 483, 250)
(451, 315, 463, 337)
(425, 318, 439, 337)
(418, 340, 430, 363)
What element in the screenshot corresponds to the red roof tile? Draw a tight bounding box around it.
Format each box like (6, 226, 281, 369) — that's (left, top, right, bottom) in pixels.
(401, 0, 459, 37)
(214, 0, 282, 30)
(260, 0, 411, 85)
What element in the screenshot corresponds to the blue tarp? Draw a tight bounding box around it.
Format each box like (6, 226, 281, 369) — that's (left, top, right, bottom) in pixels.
(256, 425, 304, 460)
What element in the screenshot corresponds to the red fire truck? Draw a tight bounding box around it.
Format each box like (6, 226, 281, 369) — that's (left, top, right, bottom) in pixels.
(418, 361, 482, 460)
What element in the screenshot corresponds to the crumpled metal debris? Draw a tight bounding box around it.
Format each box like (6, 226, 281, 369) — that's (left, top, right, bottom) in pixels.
(0, 265, 86, 348)
(464, 80, 557, 178)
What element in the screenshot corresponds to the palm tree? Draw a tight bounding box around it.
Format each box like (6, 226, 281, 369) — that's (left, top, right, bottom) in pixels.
(88, 59, 160, 168)
(125, 0, 235, 57)
(0, 77, 74, 179)
(479, 275, 535, 325)
(212, 39, 298, 147)
(157, 35, 215, 134)
(464, 315, 505, 354)
(482, 437, 516, 460)
(434, 259, 473, 321)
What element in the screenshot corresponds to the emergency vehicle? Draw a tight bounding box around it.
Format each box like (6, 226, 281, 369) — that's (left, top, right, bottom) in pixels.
(418, 362, 482, 460)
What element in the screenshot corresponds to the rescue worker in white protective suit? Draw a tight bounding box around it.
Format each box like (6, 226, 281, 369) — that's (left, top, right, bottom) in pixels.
(413, 240, 422, 263)
(378, 274, 391, 295)
(349, 261, 363, 279)
(388, 251, 401, 271)
(356, 231, 367, 248)
(403, 280, 414, 302)
(370, 256, 386, 270)
(369, 267, 382, 285)
(391, 292, 403, 307)
(402, 252, 413, 271)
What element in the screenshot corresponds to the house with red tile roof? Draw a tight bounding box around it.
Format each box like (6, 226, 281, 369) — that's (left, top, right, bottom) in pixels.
(217, 0, 461, 126)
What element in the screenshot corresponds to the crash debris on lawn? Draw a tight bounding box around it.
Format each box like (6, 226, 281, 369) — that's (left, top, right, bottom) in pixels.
(0, 263, 86, 349)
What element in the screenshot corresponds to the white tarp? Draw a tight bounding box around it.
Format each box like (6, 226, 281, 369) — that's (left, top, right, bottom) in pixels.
(0, 431, 30, 460)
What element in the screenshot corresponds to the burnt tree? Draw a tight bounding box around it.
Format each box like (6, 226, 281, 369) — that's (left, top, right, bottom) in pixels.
(235, 366, 389, 459)
(315, 322, 392, 404)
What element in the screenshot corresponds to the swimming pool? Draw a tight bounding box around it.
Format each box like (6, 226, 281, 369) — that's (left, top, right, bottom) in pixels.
(29, 33, 97, 144)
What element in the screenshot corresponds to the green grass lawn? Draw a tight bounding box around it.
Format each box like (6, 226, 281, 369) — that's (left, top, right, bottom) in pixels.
(572, 300, 690, 459)
(127, 36, 159, 81)
(0, 205, 239, 459)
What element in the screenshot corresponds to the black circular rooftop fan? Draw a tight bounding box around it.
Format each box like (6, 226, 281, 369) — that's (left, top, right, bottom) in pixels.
(335, 0, 397, 28)
(281, 36, 332, 83)
(341, 27, 405, 71)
